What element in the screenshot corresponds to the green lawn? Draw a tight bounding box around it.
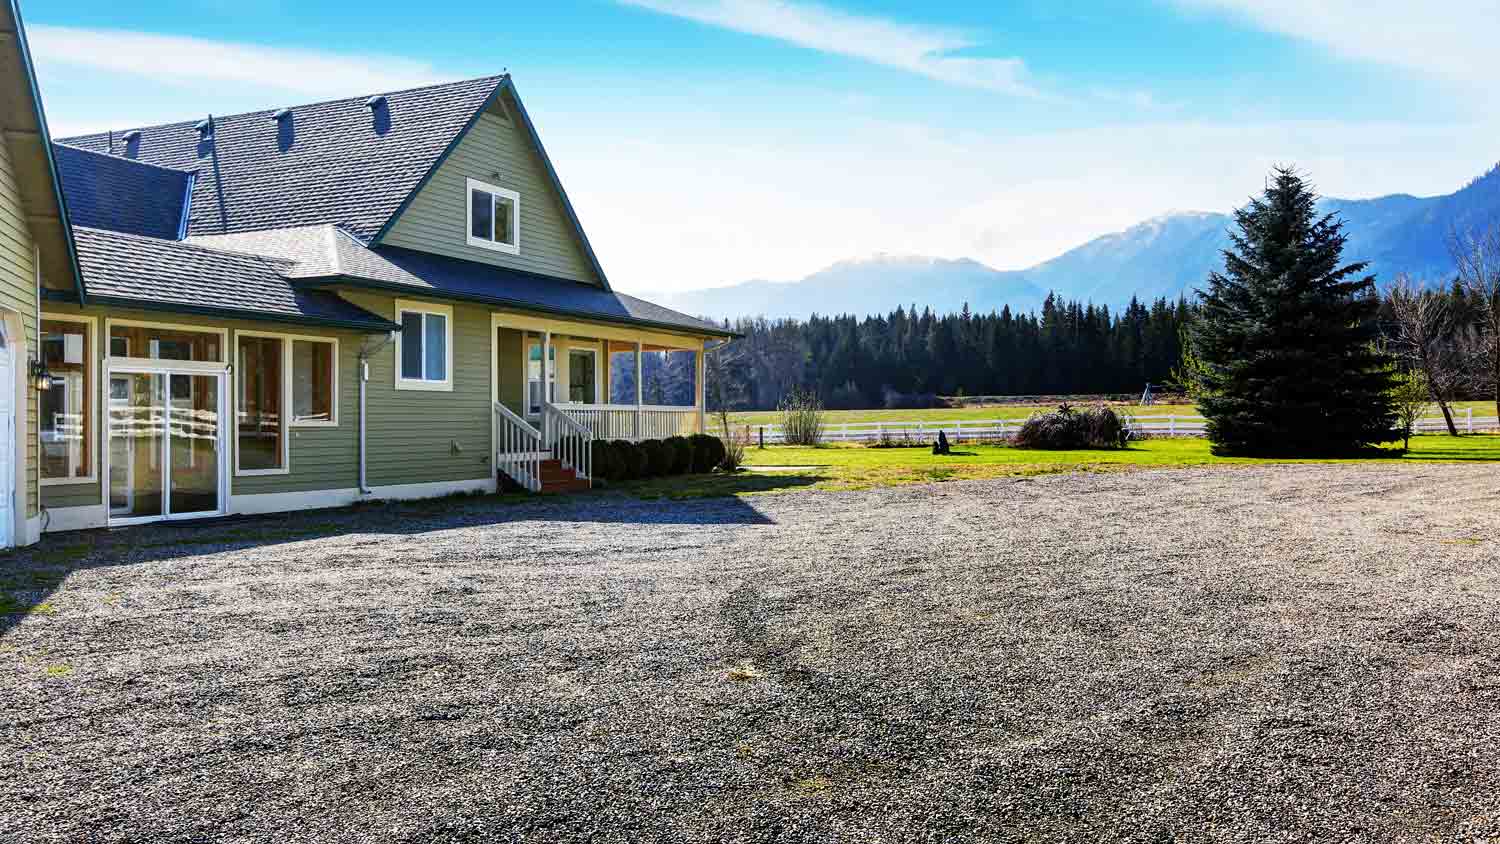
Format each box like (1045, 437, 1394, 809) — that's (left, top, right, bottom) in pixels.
(666, 434, 1500, 494)
(729, 400, 1498, 427)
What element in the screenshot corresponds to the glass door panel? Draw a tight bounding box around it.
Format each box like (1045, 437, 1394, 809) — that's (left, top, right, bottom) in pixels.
(108, 373, 165, 519)
(168, 374, 221, 516)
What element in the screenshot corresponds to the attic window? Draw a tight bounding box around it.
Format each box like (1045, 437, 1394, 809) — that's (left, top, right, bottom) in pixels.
(466, 177, 519, 255)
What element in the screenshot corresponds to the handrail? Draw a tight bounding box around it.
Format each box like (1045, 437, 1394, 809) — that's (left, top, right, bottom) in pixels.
(557, 402, 698, 413)
(542, 400, 593, 485)
(495, 400, 542, 439)
(494, 401, 544, 493)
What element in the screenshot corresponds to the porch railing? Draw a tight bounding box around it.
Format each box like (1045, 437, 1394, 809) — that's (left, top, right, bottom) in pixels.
(493, 401, 544, 493)
(542, 401, 592, 485)
(553, 403, 699, 442)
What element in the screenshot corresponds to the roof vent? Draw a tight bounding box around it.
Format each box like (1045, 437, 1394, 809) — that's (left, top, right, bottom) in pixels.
(195, 117, 214, 136)
(272, 108, 291, 121)
(121, 129, 141, 142)
(365, 95, 387, 110)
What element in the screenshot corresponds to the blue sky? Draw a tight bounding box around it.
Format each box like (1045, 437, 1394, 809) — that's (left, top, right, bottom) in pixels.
(22, 0, 1500, 295)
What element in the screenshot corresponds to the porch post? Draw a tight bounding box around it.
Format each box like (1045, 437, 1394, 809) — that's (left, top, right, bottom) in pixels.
(634, 340, 643, 440)
(696, 340, 707, 435)
(542, 330, 552, 438)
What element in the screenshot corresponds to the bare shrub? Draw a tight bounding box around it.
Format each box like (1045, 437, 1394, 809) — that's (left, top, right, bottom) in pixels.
(778, 386, 825, 446)
(1013, 403, 1126, 450)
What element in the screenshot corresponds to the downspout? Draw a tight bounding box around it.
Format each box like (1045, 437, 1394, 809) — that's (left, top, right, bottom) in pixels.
(357, 330, 396, 494)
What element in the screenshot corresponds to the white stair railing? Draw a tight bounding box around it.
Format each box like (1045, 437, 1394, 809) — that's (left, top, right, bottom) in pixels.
(494, 401, 544, 493)
(543, 401, 593, 486)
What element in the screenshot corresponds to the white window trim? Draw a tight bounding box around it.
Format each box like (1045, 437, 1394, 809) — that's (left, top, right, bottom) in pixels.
(104, 318, 229, 365)
(565, 344, 601, 405)
(523, 337, 556, 417)
(394, 300, 454, 392)
(233, 330, 292, 477)
(465, 177, 521, 255)
(39, 313, 98, 486)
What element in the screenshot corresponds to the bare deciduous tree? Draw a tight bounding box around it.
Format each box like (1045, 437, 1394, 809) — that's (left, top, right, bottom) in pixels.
(1387, 274, 1464, 435)
(1451, 225, 1500, 420)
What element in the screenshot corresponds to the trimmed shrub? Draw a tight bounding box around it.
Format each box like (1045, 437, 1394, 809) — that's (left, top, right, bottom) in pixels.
(590, 439, 620, 482)
(688, 433, 718, 473)
(610, 439, 644, 480)
(665, 436, 694, 474)
(1013, 404, 1127, 450)
(645, 439, 676, 477)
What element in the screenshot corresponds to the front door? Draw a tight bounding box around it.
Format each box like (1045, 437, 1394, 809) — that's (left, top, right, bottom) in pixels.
(107, 365, 227, 524)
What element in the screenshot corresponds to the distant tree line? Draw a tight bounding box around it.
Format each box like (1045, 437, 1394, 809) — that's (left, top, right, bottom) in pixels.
(707, 294, 1197, 410)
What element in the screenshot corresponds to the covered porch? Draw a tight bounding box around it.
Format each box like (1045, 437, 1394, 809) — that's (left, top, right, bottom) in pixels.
(490, 312, 709, 492)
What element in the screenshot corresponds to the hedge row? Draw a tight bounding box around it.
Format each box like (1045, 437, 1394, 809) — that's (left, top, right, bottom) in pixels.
(590, 434, 726, 482)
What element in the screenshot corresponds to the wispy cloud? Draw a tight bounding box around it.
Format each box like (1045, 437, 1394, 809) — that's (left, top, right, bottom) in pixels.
(616, 0, 1041, 97)
(1175, 0, 1498, 85)
(27, 25, 448, 99)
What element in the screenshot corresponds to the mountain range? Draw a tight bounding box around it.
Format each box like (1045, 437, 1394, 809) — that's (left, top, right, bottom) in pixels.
(662, 163, 1500, 320)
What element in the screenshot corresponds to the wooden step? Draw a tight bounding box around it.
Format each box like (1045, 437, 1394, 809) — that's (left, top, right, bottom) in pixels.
(540, 478, 590, 495)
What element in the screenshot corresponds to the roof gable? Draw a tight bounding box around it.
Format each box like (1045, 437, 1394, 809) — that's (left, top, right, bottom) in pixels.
(57, 75, 505, 241)
(53, 143, 193, 240)
(375, 80, 611, 290)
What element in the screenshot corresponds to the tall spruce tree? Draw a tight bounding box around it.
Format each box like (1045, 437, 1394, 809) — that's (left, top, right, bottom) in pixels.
(1188, 167, 1394, 456)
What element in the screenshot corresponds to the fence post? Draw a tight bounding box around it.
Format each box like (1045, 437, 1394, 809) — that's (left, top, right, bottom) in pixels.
(759, 426, 765, 449)
(1169, 415, 1176, 436)
(1468, 406, 1474, 433)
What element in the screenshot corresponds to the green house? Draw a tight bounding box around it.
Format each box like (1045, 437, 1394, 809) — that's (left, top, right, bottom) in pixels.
(4, 9, 732, 537)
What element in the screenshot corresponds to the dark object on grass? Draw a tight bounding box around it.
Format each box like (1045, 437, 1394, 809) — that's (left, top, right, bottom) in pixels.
(932, 430, 951, 455)
(1014, 404, 1126, 450)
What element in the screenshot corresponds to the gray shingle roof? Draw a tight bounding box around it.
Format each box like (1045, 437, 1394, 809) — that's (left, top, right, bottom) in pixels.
(53, 143, 193, 240)
(58, 76, 504, 241)
(186, 226, 730, 336)
(72, 227, 398, 331)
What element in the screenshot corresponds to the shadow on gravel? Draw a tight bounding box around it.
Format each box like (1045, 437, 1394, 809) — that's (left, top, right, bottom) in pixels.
(1, 482, 795, 637)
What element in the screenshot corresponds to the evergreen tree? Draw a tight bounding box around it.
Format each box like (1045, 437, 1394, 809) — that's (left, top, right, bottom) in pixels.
(1188, 167, 1394, 455)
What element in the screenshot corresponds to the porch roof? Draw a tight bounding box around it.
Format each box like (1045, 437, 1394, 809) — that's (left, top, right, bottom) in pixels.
(190, 224, 734, 338)
(66, 226, 401, 332)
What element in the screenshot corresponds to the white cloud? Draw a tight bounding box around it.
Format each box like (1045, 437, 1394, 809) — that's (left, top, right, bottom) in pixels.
(548, 112, 1500, 294)
(616, 0, 1039, 97)
(1175, 0, 1499, 85)
(27, 25, 448, 100)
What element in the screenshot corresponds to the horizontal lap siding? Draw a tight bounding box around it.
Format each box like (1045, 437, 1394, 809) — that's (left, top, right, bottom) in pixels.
(381, 105, 601, 286)
(340, 290, 493, 487)
(0, 139, 40, 517)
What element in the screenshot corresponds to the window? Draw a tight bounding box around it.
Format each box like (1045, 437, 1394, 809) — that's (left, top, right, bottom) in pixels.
(466, 177, 520, 255)
(568, 348, 597, 404)
(291, 339, 336, 425)
(109, 323, 222, 362)
(395, 301, 452, 391)
(40, 317, 94, 482)
(526, 342, 555, 415)
(236, 336, 284, 473)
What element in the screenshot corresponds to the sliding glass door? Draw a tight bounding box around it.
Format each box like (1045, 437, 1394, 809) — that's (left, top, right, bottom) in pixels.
(107, 364, 227, 524)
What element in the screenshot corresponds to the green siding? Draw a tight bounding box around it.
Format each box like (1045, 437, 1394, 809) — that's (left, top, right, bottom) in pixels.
(381, 97, 602, 286)
(37, 300, 496, 510)
(0, 137, 40, 518)
(342, 290, 494, 487)
(496, 327, 524, 417)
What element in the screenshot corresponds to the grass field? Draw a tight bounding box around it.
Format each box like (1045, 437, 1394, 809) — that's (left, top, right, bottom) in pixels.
(729, 399, 1498, 427)
(612, 434, 1500, 498)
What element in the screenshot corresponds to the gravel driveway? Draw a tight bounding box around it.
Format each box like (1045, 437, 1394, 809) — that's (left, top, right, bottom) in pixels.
(4, 464, 1500, 843)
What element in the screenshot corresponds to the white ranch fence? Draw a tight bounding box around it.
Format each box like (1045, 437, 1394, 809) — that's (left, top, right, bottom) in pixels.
(742, 407, 1497, 445)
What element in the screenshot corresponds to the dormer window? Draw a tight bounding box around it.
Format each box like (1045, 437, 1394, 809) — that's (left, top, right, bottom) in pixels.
(466, 177, 519, 255)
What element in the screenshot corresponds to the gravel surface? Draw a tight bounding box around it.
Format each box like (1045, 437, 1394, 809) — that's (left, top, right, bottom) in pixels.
(4, 464, 1500, 843)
